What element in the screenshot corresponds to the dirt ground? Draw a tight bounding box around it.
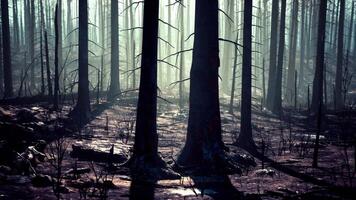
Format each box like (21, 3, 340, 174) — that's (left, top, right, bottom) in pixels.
(0, 96, 355, 200)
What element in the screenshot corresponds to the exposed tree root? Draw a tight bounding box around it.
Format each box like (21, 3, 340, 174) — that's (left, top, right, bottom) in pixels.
(118, 154, 180, 181)
(174, 150, 255, 176)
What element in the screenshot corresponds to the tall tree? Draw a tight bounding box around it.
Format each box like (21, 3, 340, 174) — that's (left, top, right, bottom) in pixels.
(108, 0, 121, 100)
(236, 0, 256, 150)
(286, 0, 299, 105)
(177, 0, 226, 170)
(335, 0, 345, 109)
(312, 0, 327, 168)
(272, 0, 287, 115)
(1, 0, 13, 98)
(130, 0, 164, 168)
(70, 0, 90, 124)
(54, 3, 59, 109)
(265, 0, 279, 110)
(221, 0, 234, 94)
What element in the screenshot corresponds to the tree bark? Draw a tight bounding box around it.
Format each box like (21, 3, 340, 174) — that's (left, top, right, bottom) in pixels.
(272, 0, 286, 116)
(286, 0, 299, 105)
(265, 0, 279, 110)
(335, 0, 345, 110)
(236, 0, 256, 150)
(132, 0, 161, 164)
(71, 0, 90, 124)
(177, 0, 225, 168)
(1, 0, 13, 98)
(108, 0, 121, 100)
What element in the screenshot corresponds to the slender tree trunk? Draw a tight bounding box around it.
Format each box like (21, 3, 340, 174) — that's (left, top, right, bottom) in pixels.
(236, 0, 256, 150)
(229, 29, 239, 114)
(272, 0, 286, 116)
(178, 3, 185, 109)
(1, 0, 13, 98)
(108, 0, 121, 100)
(12, 0, 20, 50)
(266, 0, 279, 110)
(0, 25, 3, 95)
(29, 0, 35, 89)
(54, 3, 59, 109)
(299, 0, 306, 96)
(71, 0, 90, 124)
(286, 0, 299, 105)
(129, 0, 136, 89)
(335, 0, 345, 110)
(221, 0, 234, 94)
(312, 0, 327, 168)
(40, 0, 45, 95)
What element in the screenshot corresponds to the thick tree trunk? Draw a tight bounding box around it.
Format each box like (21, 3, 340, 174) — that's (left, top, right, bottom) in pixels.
(177, 0, 225, 168)
(272, 0, 286, 116)
(131, 0, 163, 167)
(335, 0, 345, 110)
(265, 0, 279, 110)
(236, 0, 256, 150)
(71, 0, 90, 124)
(108, 0, 121, 100)
(1, 0, 13, 98)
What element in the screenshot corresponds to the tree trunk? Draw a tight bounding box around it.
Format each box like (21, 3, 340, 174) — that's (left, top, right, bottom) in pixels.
(132, 0, 162, 165)
(272, 0, 286, 116)
(178, 3, 185, 109)
(177, 0, 225, 168)
(335, 0, 345, 110)
(311, 0, 327, 116)
(40, 0, 45, 95)
(108, 0, 121, 100)
(236, 0, 256, 150)
(29, 0, 35, 89)
(312, 0, 327, 168)
(286, 0, 299, 105)
(1, 0, 13, 98)
(299, 0, 306, 96)
(221, 0, 234, 94)
(71, 0, 90, 124)
(265, 0, 279, 110)
(12, 0, 20, 50)
(54, 3, 60, 109)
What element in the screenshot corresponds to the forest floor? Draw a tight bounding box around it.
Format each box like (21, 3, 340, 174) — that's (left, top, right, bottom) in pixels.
(0, 94, 355, 200)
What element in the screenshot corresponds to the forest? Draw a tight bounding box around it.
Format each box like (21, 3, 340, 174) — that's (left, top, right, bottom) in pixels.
(0, 0, 355, 199)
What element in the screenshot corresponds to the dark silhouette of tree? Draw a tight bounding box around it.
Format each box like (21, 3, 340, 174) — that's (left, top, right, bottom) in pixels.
(130, 0, 164, 169)
(1, 0, 13, 98)
(312, 0, 327, 167)
(236, 0, 256, 150)
(335, 0, 345, 110)
(286, 0, 299, 105)
(70, 0, 90, 124)
(108, 0, 121, 100)
(54, 3, 59, 109)
(265, 0, 278, 110)
(177, 0, 226, 170)
(272, 0, 287, 116)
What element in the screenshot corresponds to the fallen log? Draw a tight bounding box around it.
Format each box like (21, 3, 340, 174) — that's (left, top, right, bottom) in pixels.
(70, 145, 127, 164)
